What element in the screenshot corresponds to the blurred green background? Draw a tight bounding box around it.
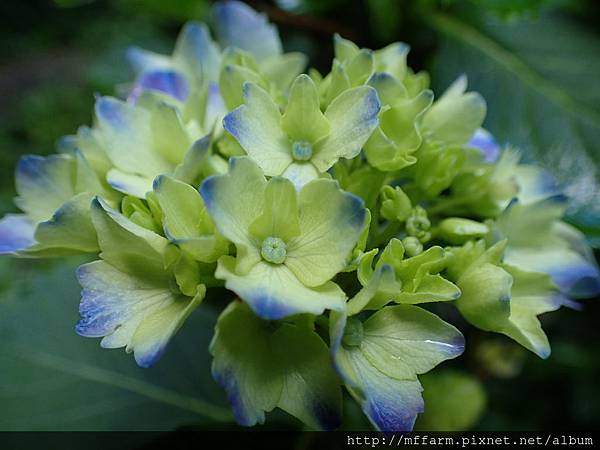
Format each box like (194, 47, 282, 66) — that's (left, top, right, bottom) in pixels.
(1, 0, 599, 435)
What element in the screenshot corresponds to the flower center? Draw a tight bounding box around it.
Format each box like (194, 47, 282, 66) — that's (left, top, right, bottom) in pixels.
(342, 317, 364, 347)
(291, 140, 313, 161)
(260, 236, 287, 264)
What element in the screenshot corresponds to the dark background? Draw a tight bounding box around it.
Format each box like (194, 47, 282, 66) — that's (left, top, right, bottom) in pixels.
(0, 0, 599, 435)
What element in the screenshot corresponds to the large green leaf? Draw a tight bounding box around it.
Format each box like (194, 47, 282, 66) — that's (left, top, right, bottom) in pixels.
(0, 259, 233, 431)
(429, 11, 600, 244)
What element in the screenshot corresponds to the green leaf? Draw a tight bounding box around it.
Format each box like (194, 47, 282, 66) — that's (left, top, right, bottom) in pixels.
(429, 11, 600, 241)
(0, 259, 232, 431)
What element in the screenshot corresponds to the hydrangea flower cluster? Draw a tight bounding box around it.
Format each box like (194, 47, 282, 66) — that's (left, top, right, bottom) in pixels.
(1, 1, 599, 431)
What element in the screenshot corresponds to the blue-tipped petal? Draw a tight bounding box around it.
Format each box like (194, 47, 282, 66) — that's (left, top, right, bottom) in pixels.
(549, 258, 600, 297)
(514, 165, 561, 204)
(215, 256, 345, 320)
(15, 154, 75, 224)
(129, 70, 189, 104)
(0, 214, 35, 254)
(468, 128, 500, 163)
(330, 312, 424, 432)
(212, 0, 282, 62)
(175, 21, 221, 82)
(95, 96, 171, 177)
(204, 81, 227, 132)
(126, 46, 171, 73)
(76, 261, 201, 367)
(355, 357, 424, 432)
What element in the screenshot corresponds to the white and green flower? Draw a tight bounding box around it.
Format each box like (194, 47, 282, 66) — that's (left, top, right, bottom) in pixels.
(200, 157, 366, 319)
(223, 75, 380, 188)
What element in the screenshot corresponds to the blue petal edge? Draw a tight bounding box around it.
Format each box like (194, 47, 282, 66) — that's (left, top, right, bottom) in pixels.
(0, 215, 35, 254)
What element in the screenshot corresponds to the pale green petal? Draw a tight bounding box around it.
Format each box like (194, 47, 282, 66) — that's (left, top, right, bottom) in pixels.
(365, 88, 433, 172)
(106, 169, 153, 198)
(216, 256, 345, 319)
(367, 72, 407, 106)
(146, 99, 192, 165)
(312, 86, 380, 171)
(361, 305, 465, 380)
(329, 312, 425, 432)
(15, 154, 76, 224)
(286, 179, 366, 287)
(219, 64, 266, 110)
(223, 83, 292, 175)
(76, 260, 201, 368)
(210, 301, 283, 426)
(95, 96, 171, 177)
(90, 197, 169, 282)
(322, 60, 351, 107)
(131, 285, 203, 367)
(211, 301, 342, 429)
(374, 42, 410, 81)
(336, 344, 424, 432)
(333, 34, 359, 62)
(345, 49, 374, 86)
(273, 323, 342, 430)
(200, 157, 265, 272)
(27, 192, 98, 255)
(154, 175, 210, 238)
(456, 263, 513, 331)
(422, 75, 486, 146)
(281, 74, 330, 143)
(262, 53, 307, 93)
(281, 162, 320, 190)
(173, 135, 211, 185)
(154, 175, 227, 263)
(249, 177, 300, 242)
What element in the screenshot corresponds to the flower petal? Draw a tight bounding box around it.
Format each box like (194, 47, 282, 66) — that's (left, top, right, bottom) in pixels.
(76, 261, 201, 367)
(0, 214, 35, 254)
(223, 83, 291, 175)
(285, 179, 366, 287)
(90, 197, 169, 280)
(106, 169, 153, 198)
(281, 162, 320, 190)
(216, 256, 345, 320)
(212, 0, 282, 62)
(129, 70, 189, 104)
(361, 305, 465, 379)
(27, 192, 98, 255)
(174, 21, 221, 83)
(248, 176, 300, 242)
(467, 128, 500, 163)
(200, 157, 265, 272)
(127, 46, 171, 73)
(95, 96, 171, 178)
(281, 74, 329, 143)
(422, 75, 486, 146)
(312, 86, 380, 172)
(15, 154, 75, 223)
(329, 312, 424, 432)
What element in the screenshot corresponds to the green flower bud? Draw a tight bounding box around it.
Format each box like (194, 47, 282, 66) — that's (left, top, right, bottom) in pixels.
(438, 218, 489, 245)
(406, 206, 431, 243)
(380, 185, 412, 222)
(121, 196, 162, 234)
(402, 236, 423, 257)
